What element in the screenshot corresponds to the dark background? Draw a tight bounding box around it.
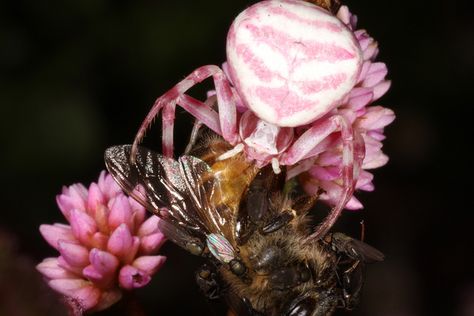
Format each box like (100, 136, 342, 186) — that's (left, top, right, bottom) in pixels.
(1, 0, 473, 315)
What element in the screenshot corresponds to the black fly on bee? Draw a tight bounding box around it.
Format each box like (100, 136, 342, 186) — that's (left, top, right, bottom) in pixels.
(104, 137, 384, 316)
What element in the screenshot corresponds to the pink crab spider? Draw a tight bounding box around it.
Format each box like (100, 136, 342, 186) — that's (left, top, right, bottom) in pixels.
(131, 0, 367, 238)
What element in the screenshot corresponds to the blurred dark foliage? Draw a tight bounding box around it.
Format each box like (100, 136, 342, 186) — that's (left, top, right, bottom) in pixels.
(1, 0, 473, 315)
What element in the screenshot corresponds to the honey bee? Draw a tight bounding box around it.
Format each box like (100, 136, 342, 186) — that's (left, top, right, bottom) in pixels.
(104, 136, 383, 316)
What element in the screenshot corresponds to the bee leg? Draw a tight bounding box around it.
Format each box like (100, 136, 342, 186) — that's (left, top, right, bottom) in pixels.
(334, 260, 364, 310)
(195, 263, 222, 300)
(260, 210, 294, 234)
(342, 261, 364, 310)
(327, 233, 383, 310)
(260, 187, 319, 235)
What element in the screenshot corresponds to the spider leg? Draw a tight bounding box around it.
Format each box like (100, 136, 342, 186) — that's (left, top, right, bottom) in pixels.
(131, 65, 238, 160)
(281, 115, 365, 239)
(184, 95, 217, 154)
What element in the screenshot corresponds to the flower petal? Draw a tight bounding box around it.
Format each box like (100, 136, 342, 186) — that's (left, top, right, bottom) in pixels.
(129, 197, 146, 226)
(363, 41, 378, 61)
(49, 279, 100, 311)
(39, 224, 74, 250)
(82, 265, 104, 284)
(94, 289, 122, 312)
(355, 170, 375, 192)
(87, 183, 105, 214)
(356, 106, 395, 130)
(363, 62, 388, 87)
(37, 257, 77, 279)
(70, 209, 97, 246)
(345, 196, 363, 210)
(90, 232, 108, 249)
(107, 224, 139, 262)
(308, 166, 340, 181)
(336, 5, 351, 25)
(347, 88, 373, 110)
(372, 80, 391, 101)
(140, 232, 166, 254)
(57, 255, 83, 275)
(118, 265, 151, 290)
(108, 196, 133, 231)
(98, 171, 122, 200)
(132, 255, 166, 275)
(363, 152, 389, 169)
(89, 248, 119, 276)
(137, 216, 160, 237)
(58, 240, 89, 268)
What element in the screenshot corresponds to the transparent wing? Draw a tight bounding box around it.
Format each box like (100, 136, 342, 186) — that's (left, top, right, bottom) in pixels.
(177, 155, 232, 236)
(345, 238, 385, 263)
(105, 145, 206, 232)
(104, 145, 232, 239)
(157, 219, 205, 255)
(330, 232, 384, 263)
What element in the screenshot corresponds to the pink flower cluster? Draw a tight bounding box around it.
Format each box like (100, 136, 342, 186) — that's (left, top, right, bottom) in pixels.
(295, 6, 395, 209)
(37, 172, 166, 312)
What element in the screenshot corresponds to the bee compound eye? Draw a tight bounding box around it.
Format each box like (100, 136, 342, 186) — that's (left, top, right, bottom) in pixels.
(229, 259, 246, 276)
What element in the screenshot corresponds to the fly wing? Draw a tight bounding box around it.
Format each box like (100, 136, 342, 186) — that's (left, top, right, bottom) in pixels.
(330, 232, 385, 263)
(104, 145, 208, 235)
(344, 238, 385, 263)
(177, 155, 233, 237)
(157, 219, 205, 255)
(104, 145, 233, 239)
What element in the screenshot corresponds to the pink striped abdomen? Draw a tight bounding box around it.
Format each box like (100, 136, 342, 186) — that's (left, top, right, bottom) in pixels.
(226, 0, 362, 127)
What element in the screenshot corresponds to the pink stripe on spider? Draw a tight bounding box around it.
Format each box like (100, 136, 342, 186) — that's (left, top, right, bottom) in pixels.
(227, 0, 362, 127)
(241, 24, 356, 64)
(266, 4, 344, 33)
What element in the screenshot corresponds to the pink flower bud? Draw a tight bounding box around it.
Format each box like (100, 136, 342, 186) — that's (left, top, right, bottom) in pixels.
(49, 279, 100, 311)
(132, 256, 166, 275)
(39, 224, 74, 250)
(87, 183, 105, 212)
(108, 196, 133, 231)
(36, 258, 76, 279)
(69, 209, 97, 246)
(118, 265, 151, 290)
(38, 171, 166, 312)
(137, 216, 160, 236)
(107, 224, 136, 261)
(58, 240, 89, 268)
(139, 232, 166, 254)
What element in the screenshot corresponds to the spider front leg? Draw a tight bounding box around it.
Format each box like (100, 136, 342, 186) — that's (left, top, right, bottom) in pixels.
(281, 115, 365, 240)
(131, 65, 239, 160)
